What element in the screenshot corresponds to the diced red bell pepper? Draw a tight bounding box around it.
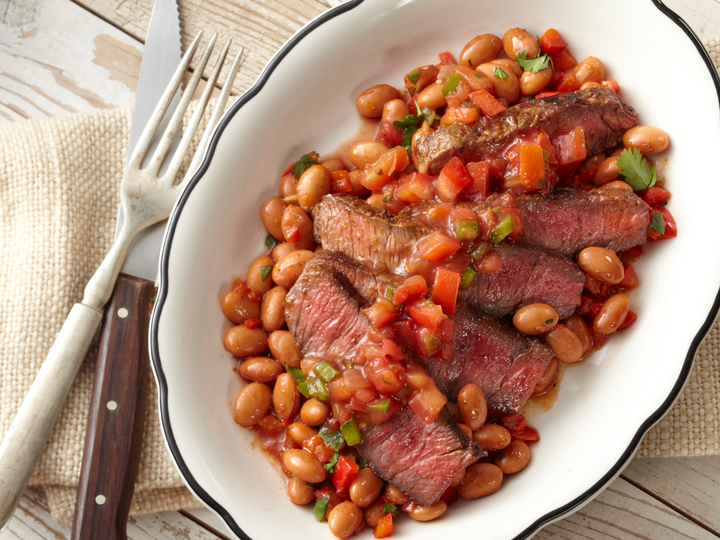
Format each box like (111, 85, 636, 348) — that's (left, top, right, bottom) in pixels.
(243, 317, 262, 329)
(539, 28, 568, 55)
(407, 298, 447, 330)
(330, 170, 353, 194)
(519, 144, 546, 189)
(438, 51, 458, 65)
(393, 275, 428, 305)
(511, 425, 540, 442)
(303, 435, 337, 463)
(461, 161, 490, 202)
(501, 413, 527, 433)
(618, 264, 639, 290)
(395, 173, 436, 204)
(647, 206, 677, 241)
(536, 91, 561, 99)
(601, 80, 619, 93)
(332, 456, 360, 491)
(285, 227, 300, 243)
(550, 49, 578, 72)
(553, 71, 580, 93)
(417, 231, 462, 261)
(363, 297, 398, 328)
(622, 245, 644, 265)
(469, 89, 506, 116)
(432, 268, 461, 316)
(618, 310, 637, 330)
(643, 186, 671, 206)
(374, 513, 393, 538)
(435, 156, 474, 203)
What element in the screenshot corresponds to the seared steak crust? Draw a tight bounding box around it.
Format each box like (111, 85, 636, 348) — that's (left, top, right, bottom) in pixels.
(413, 87, 639, 175)
(516, 186, 652, 255)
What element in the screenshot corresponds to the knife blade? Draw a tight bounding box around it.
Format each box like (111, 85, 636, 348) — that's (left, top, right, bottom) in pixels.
(70, 1, 183, 538)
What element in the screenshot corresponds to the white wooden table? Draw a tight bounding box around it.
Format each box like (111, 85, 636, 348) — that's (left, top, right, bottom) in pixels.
(2, 0, 720, 538)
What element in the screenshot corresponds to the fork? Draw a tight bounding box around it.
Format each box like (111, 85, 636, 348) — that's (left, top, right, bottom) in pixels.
(0, 31, 243, 529)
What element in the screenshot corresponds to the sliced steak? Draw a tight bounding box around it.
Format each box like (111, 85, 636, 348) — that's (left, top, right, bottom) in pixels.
(516, 186, 652, 255)
(315, 251, 555, 412)
(314, 195, 585, 317)
(459, 242, 585, 318)
(423, 308, 554, 411)
(414, 87, 639, 175)
(357, 406, 480, 506)
(285, 254, 482, 505)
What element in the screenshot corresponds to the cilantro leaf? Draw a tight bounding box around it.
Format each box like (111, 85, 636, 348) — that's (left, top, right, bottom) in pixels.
(264, 233, 276, 250)
(616, 148, 657, 191)
(260, 265, 272, 281)
(393, 111, 423, 153)
(313, 497, 329, 521)
(515, 51, 552, 74)
(494, 66, 508, 80)
(324, 452, 340, 474)
(291, 153, 320, 179)
(545, 318, 555, 324)
(383, 503, 399, 514)
(650, 210, 666, 234)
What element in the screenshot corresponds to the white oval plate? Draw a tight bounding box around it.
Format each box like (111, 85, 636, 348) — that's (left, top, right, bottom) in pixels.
(150, 1, 720, 538)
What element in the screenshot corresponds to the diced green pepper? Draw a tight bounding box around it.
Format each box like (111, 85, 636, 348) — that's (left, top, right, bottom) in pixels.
(491, 214, 515, 244)
(385, 286, 395, 302)
(460, 266, 478, 291)
(324, 452, 340, 473)
(307, 376, 330, 401)
(296, 381, 310, 398)
(319, 426, 344, 451)
(341, 417, 363, 446)
(285, 363, 306, 384)
(367, 398, 391, 413)
(470, 242, 492, 261)
(314, 360, 339, 383)
(407, 69, 421, 84)
(454, 219, 479, 241)
(313, 497, 329, 521)
(441, 74, 461, 97)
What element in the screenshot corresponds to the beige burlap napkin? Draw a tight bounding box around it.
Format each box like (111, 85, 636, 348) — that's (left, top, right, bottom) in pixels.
(1, 41, 719, 527)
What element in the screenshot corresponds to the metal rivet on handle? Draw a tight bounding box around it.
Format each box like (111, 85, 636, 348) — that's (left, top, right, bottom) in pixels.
(117, 307, 129, 318)
(95, 495, 107, 505)
(107, 401, 118, 411)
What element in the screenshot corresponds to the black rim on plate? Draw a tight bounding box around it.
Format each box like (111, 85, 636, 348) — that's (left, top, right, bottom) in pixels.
(149, 1, 720, 538)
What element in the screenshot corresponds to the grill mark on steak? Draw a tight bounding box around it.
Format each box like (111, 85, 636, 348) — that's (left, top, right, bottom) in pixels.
(459, 242, 585, 318)
(314, 195, 586, 317)
(315, 251, 554, 412)
(413, 87, 639, 175)
(284, 254, 482, 505)
(516, 186, 652, 255)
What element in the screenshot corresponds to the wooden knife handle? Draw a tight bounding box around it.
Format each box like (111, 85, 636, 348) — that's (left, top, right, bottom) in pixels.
(71, 274, 155, 540)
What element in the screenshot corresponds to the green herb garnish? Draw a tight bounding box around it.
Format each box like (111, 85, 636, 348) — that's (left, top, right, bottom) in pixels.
(650, 210, 666, 234)
(313, 497, 329, 521)
(285, 363, 306, 384)
(264, 234, 275, 250)
(494, 66, 508, 80)
(545, 318, 555, 324)
(314, 360, 340, 383)
(324, 452, 340, 474)
(393, 110, 423, 153)
(291, 153, 320, 179)
(407, 69, 421, 84)
(319, 426, 344, 451)
(616, 147, 657, 191)
(515, 50, 552, 73)
(383, 503, 399, 515)
(260, 265, 272, 281)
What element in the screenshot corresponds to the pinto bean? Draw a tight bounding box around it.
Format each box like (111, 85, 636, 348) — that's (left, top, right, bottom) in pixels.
(407, 500, 447, 522)
(279, 173, 298, 198)
(261, 286, 287, 332)
(600, 180, 633, 192)
(545, 324, 584, 363)
(328, 502, 364, 539)
(223, 326, 268, 357)
(574, 57, 605, 85)
(300, 398, 330, 426)
(233, 382, 271, 427)
(533, 357, 558, 395)
(473, 424, 511, 451)
(381, 99, 411, 125)
(502, 28, 539, 59)
(457, 383, 488, 431)
(477, 62, 520, 103)
(349, 141, 390, 169)
(238, 357, 283, 383)
(287, 476, 315, 505)
(221, 288, 261, 325)
(282, 449, 326, 483)
(458, 463, 504, 499)
(490, 58, 523, 78)
(578, 247, 624, 284)
(623, 126, 670, 155)
(272, 250, 314, 289)
(288, 422, 318, 445)
(281, 205, 314, 250)
(364, 498, 385, 528)
(349, 467, 383, 508)
(320, 158, 346, 173)
(416, 81, 447, 110)
(297, 164, 331, 212)
(385, 484, 409, 506)
(460, 34, 503, 68)
(495, 440, 531, 474)
(246, 256, 275, 295)
(272, 242, 296, 262)
(520, 67, 553, 95)
(356, 84, 401, 118)
(512, 303, 559, 335)
(261, 197, 288, 240)
(593, 156, 621, 186)
(268, 330, 302, 368)
(273, 372, 300, 420)
(564, 314, 592, 356)
(594, 294, 630, 334)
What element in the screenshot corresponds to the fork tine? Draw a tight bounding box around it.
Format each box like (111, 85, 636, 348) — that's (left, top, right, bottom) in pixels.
(163, 39, 233, 186)
(145, 33, 218, 178)
(129, 30, 203, 169)
(181, 45, 244, 186)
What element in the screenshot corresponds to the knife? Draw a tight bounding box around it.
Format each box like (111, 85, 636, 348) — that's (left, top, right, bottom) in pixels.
(70, 1, 183, 538)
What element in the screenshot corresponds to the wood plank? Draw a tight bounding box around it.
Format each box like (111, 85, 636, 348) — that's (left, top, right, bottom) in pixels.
(0, 0, 141, 126)
(534, 477, 719, 540)
(622, 455, 720, 534)
(0, 487, 223, 540)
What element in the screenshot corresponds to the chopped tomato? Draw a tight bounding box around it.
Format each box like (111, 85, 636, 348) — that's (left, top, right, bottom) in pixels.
(618, 264, 639, 290)
(330, 170, 353, 194)
(435, 156, 474, 203)
(395, 173, 436, 204)
(553, 71, 580, 92)
(519, 144, 546, 189)
(601, 80, 619, 93)
(332, 401, 353, 425)
(303, 435, 336, 463)
(618, 310, 637, 330)
(432, 268, 461, 316)
(621, 245, 644, 265)
(409, 384, 447, 424)
(441, 106, 479, 125)
(393, 275, 428, 305)
(243, 317, 262, 329)
(415, 325, 442, 358)
(363, 297, 398, 328)
(550, 49, 578, 72)
(512, 425, 540, 442)
(440, 485, 458, 504)
(643, 186, 671, 206)
(376, 120, 403, 148)
(432, 342, 456, 363)
(476, 207, 498, 240)
(438, 51, 458, 65)
(591, 327, 608, 350)
(553, 127, 587, 169)
(494, 207, 523, 241)
(437, 317, 454, 343)
(501, 413, 527, 433)
(479, 251, 502, 273)
(647, 206, 677, 241)
(461, 161, 490, 202)
(404, 364, 434, 390)
(417, 231, 462, 261)
(332, 456, 360, 491)
(539, 28, 568, 55)
(365, 355, 406, 395)
(362, 339, 405, 362)
(285, 226, 300, 243)
(469, 89, 506, 116)
(360, 147, 410, 191)
(407, 298, 447, 330)
(374, 513, 393, 538)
